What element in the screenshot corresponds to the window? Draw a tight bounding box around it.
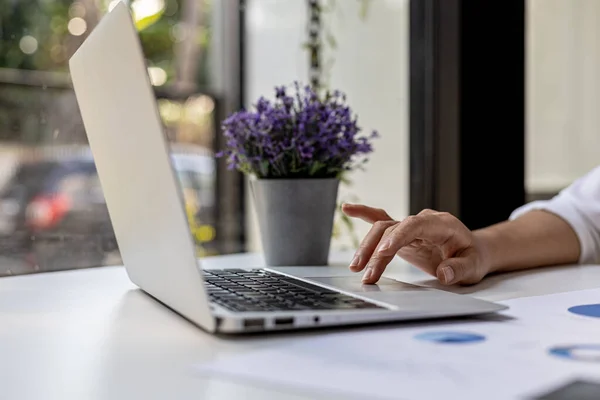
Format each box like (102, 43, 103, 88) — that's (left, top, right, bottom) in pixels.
(1, 0, 412, 275)
(0, 0, 245, 276)
(526, 0, 600, 201)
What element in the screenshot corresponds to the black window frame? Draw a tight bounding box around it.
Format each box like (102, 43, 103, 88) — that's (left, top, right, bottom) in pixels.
(409, 0, 526, 230)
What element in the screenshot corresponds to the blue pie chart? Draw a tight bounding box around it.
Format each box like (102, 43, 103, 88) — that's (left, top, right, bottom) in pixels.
(414, 331, 486, 344)
(549, 345, 600, 363)
(568, 304, 600, 318)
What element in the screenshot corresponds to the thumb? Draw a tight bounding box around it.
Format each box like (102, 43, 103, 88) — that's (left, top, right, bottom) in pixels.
(341, 203, 393, 224)
(435, 256, 483, 286)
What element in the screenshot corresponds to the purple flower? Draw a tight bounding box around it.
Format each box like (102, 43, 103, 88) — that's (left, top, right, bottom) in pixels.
(216, 83, 379, 179)
(275, 86, 286, 98)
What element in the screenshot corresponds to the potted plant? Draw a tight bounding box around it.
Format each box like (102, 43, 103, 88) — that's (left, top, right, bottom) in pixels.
(218, 82, 378, 266)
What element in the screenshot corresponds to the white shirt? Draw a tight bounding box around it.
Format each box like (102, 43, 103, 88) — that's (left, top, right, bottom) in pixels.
(510, 166, 600, 264)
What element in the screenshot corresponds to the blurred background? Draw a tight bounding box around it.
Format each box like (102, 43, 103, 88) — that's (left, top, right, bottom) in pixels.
(0, 0, 236, 275)
(0, 0, 598, 276)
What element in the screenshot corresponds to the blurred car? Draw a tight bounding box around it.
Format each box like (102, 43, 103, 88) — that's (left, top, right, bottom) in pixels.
(0, 152, 114, 271)
(0, 145, 216, 273)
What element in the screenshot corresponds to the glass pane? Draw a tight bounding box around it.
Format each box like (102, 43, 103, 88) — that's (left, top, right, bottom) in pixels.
(0, 0, 237, 276)
(527, 0, 600, 201)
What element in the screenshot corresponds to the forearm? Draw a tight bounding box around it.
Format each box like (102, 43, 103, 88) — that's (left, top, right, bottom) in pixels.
(474, 210, 581, 274)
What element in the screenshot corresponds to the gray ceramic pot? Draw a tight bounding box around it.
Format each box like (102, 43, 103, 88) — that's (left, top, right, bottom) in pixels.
(251, 178, 340, 266)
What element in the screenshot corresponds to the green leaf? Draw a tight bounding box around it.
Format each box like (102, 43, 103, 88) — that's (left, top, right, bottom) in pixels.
(339, 173, 353, 186)
(331, 220, 341, 239)
(132, 0, 166, 31)
(326, 31, 337, 49)
(259, 160, 269, 177)
(341, 213, 360, 248)
(309, 162, 323, 176)
(134, 12, 163, 31)
(359, 0, 372, 20)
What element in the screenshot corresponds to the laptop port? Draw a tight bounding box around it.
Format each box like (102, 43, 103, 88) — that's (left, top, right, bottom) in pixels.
(244, 318, 265, 329)
(274, 317, 294, 327)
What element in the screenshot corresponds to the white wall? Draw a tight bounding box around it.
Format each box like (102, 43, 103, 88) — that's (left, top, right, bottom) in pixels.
(325, 0, 409, 248)
(244, 0, 409, 251)
(527, 0, 600, 192)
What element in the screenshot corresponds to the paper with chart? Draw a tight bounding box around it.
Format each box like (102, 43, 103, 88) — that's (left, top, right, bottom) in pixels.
(195, 288, 600, 400)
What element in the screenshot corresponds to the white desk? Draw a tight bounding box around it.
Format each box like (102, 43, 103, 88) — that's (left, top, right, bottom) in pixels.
(1, 251, 599, 400)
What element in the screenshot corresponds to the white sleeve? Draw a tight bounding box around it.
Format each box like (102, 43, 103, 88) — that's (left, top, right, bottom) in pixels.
(510, 166, 600, 264)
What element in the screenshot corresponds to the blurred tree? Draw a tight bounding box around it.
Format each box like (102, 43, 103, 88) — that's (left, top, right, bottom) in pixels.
(0, 0, 72, 71)
(0, 0, 212, 144)
(137, 0, 211, 89)
(0, 0, 211, 86)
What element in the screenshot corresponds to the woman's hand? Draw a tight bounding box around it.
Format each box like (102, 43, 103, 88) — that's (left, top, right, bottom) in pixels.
(342, 204, 491, 285)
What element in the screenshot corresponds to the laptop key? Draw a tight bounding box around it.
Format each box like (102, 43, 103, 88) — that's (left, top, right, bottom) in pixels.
(279, 279, 337, 294)
(208, 270, 238, 276)
(206, 269, 385, 313)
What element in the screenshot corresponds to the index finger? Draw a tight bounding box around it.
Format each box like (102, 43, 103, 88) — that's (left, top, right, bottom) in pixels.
(342, 203, 393, 224)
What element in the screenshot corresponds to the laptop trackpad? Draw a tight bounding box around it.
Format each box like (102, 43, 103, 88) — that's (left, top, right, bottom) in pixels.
(307, 276, 426, 293)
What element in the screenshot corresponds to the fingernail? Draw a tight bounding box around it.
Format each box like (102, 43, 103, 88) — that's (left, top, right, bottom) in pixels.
(441, 266, 455, 284)
(349, 255, 360, 268)
(362, 266, 373, 282)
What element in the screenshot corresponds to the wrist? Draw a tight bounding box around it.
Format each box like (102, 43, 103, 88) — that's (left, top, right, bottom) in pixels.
(473, 228, 500, 275)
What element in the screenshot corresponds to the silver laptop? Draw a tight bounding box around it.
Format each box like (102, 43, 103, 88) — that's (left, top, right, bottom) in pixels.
(69, 2, 506, 334)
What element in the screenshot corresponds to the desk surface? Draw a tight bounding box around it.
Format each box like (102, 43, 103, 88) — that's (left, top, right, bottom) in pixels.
(1, 251, 599, 400)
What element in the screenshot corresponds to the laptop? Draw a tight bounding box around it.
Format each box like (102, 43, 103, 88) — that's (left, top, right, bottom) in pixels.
(68, 1, 507, 334)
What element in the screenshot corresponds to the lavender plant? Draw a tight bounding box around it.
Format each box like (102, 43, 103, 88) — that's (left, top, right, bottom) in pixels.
(217, 83, 378, 179)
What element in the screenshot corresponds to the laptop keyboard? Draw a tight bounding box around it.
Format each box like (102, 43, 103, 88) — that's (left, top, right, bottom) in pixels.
(203, 269, 385, 313)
